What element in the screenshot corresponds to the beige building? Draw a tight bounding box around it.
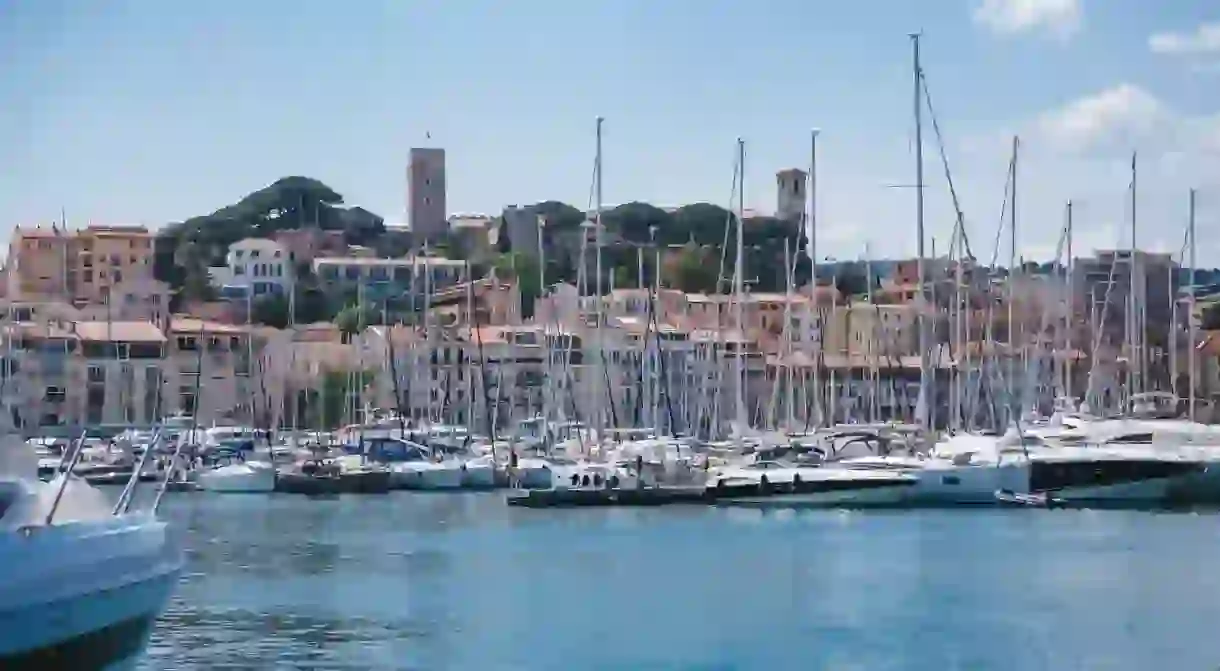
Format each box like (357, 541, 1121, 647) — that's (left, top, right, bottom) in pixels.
(4, 224, 154, 306)
(69, 226, 155, 305)
(5, 226, 71, 300)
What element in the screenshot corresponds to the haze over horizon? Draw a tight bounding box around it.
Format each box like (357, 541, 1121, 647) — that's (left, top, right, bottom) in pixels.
(4, 0, 1220, 264)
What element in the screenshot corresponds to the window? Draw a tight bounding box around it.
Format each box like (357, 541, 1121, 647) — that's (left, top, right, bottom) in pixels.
(251, 250, 261, 259)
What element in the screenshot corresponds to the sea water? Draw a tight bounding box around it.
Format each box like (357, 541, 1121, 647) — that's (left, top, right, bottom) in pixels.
(139, 492, 1220, 670)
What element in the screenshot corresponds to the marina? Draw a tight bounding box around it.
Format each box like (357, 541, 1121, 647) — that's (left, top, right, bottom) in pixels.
(7, 2, 1220, 665)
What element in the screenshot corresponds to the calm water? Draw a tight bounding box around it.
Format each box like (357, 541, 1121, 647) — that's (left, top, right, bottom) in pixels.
(133, 492, 1220, 670)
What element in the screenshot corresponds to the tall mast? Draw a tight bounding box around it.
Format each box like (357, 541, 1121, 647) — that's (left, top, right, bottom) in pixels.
(1065, 200, 1074, 403)
(912, 33, 930, 430)
(734, 138, 747, 434)
(1188, 188, 1197, 422)
(1130, 151, 1140, 398)
(809, 129, 821, 427)
(594, 116, 606, 434)
(1008, 136, 1019, 421)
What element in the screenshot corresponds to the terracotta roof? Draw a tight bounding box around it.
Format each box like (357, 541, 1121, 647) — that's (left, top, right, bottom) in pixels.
(74, 320, 166, 343)
(169, 317, 247, 335)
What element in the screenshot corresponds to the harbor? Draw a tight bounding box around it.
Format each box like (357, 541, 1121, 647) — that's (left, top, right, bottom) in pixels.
(7, 1, 1220, 666)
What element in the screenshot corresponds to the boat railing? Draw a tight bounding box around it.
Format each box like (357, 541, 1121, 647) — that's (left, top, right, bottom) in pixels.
(113, 429, 163, 516)
(43, 429, 88, 525)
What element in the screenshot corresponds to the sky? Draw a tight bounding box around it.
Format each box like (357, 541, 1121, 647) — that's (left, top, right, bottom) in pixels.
(3, 0, 1220, 263)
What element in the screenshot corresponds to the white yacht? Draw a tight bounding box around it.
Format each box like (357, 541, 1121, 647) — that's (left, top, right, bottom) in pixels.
(706, 459, 918, 508)
(460, 454, 498, 489)
(891, 430, 1207, 505)
(384, 441, 466, 490)
(196, 457, 277, 493)
(0, 432, 182, 668)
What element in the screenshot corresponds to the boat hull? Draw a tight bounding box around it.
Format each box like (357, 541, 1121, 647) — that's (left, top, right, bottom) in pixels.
(460, 464, 497, 489)
(0, 514, 182, 670)
(390, 464, 465, 490)
(1030, 458, 1205, 503)
(196, 464, 276, 493)
(710, 475, 917, 508)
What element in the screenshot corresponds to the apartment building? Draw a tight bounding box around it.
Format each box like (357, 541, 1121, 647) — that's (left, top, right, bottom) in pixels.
(210, 238, 296, 299)
(70, 226, 155, 305)
(312, 255, 465, 303)
(5, 226, 71, 300)
(4, 224, 155, 306)
(165, 318, 255, 424)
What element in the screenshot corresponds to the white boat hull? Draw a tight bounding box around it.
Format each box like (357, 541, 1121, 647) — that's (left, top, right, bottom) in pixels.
(390, 463, 466, 490)
(513, 463, 555, 489)
(196, 463, 276, 493)
(460, 463, 497, 489)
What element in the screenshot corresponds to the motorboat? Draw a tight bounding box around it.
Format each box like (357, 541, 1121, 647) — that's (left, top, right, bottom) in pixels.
(899, 430, 1207, 505)
(510, 456, 561, 489)
(706, 459, 918, 508)
(196, 455, 276, 493)
(460, 455, 498, 489)
(390, 460, 465, 490)
(0, 432, 182, 668)
(374, 440, 466, 491)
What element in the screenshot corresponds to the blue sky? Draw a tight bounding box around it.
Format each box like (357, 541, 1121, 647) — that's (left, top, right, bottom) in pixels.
(2, 0, 1219, 262)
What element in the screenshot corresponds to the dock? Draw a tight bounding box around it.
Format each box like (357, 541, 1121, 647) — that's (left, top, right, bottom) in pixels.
(506, 485, 709, 508)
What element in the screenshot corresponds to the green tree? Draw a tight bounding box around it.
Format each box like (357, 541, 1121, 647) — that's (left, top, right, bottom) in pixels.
(665, 243, 719, 293)
(250, 294, 291, 328)
(155, 176, 386, 295)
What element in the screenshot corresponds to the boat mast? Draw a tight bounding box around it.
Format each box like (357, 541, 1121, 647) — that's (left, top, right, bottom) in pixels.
(1129, 151, 1141, 399)
(1188, 189, 1197, 421)
(1065, 200, 1074, 403)
(734, 138, 747, 437)
(911, 33, 930, 431)
(809, 129, 821, 427)
(1008, 135, 1019, 422)
(594, 116, 606, 436)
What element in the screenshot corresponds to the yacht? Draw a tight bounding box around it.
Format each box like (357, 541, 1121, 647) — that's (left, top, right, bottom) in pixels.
(0, 431, 182, 668)
(460, 454, 498, 489)
(895, 430, 1207, 505)
(380, 441, 465, 490)
(195, 454, 277, 493)
(706, 459, 918, 508)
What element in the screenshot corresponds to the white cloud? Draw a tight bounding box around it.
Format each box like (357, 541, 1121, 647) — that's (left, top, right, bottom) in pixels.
(1035, 83, 1173, 155)
(1149, 22, 1220, 55)
(972, 0, 1082, 38)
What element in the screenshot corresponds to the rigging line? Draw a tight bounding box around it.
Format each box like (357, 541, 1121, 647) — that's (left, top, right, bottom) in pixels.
(989, 150, 1015, 269)
(717, 149, 742, 294)
(920, 72, 974, 261)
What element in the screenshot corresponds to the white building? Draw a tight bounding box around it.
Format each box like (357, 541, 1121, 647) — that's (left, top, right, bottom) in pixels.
(210, 238, 295, 299)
